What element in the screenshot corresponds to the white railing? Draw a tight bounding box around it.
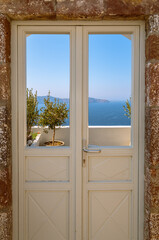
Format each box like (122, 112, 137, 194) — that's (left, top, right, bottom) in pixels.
(31, 126, 131, 146)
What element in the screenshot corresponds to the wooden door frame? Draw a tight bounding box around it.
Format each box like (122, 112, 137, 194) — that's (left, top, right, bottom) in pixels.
(11, 20, 145, 240)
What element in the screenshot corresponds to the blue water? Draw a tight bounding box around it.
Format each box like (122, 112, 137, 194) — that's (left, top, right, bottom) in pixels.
(38, 101, 130, 126)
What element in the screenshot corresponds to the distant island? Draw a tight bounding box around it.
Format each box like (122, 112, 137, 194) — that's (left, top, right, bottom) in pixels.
(88, 97, 109, 103)
(37, 96, 109, 104)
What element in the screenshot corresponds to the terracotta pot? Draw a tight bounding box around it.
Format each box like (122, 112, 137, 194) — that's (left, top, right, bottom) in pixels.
(44, 140, 64, 146)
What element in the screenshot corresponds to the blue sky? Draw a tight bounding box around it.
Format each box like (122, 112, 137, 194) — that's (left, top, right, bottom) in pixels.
(27, 34, 70, 98)
(27, 34, 131, 101)
(89, 34, 131, 101)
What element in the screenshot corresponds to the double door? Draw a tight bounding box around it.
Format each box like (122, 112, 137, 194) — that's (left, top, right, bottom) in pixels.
(16, 24, 140, 240)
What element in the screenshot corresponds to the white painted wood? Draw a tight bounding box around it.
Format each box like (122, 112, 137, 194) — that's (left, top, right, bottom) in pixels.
(16, 26, 76, 240)
(75, 26, 83, 240)
(25, 156, 69, 181)
(82, 25, 89, 240)
(82, 25, 141, 240)
(25, 182, 72, 190)
(131, 26, 140, 240)
(18, 26, 26, 239)
(138, 22, 145, 240)
(12, 20, 145, 26)
(11, 22, 19, 240)
(88, 156, 132, 181)
(26, 191, 69, 240)
(85, 183, 133, 191)
(69, 26, 76, 240)
(24, 147, 71, 156)
(91, 148, 133, 155)
(89, 191, 131, 240)
(12, 21, 145, 240)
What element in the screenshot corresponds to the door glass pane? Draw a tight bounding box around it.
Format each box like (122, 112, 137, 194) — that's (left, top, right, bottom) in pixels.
(26, 34, 70, 147)
(88, 34, 132, 146)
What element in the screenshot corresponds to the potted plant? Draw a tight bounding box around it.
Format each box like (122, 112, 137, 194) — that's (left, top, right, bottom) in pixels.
(39, 91, 69, 146)
(26, 88, 39, 145)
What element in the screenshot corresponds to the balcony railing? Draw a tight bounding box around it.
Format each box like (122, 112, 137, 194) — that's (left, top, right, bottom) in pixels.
(31, 126, 131, 146)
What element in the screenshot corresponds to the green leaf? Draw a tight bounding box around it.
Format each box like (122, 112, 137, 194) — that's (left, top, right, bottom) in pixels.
(123, 97, 131, 119)
(39, 91, 69, 145)
(27, 88, 39, 138)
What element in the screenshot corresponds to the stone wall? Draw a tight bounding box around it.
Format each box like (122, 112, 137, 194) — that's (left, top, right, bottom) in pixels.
(145, 15, 159, 240)
(0, 14, 12, 240)
(0, 1, 158, 239)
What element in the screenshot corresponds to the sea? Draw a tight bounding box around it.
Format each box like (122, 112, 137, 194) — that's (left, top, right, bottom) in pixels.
(38, 101, 131, 126)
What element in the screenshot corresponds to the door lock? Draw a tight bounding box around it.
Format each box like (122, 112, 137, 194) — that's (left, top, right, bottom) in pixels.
(82, 158, 86, 167)
(82, 146, 101, 167)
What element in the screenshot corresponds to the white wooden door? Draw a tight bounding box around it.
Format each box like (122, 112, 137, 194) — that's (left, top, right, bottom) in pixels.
(82, 26, 140, 240)
(17, 26, 76, 240)
(15, 24, 141, 240)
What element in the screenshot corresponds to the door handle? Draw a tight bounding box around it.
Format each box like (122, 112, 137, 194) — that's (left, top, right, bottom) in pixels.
(82, 145, 101, 167)
(83, 147, 101, 153)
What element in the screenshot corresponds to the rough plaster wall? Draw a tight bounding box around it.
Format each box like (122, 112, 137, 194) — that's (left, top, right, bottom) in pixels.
(0, 1, 158, 240)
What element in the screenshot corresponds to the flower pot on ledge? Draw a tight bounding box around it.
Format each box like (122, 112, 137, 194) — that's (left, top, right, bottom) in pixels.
(43, 140, 64, 147)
